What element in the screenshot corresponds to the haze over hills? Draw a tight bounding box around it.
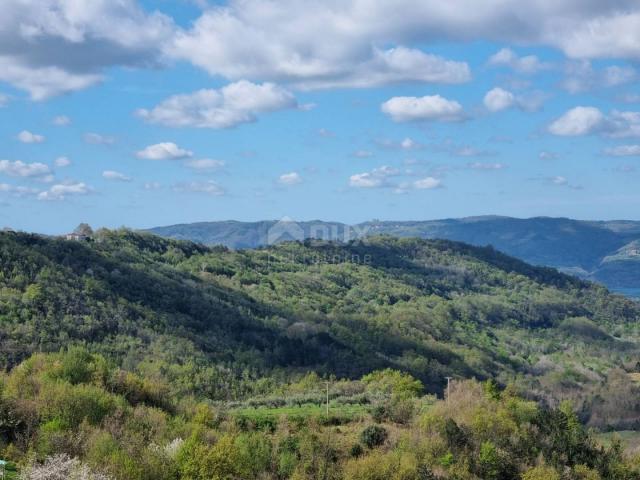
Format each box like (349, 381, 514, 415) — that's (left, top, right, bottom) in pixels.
(149, 216, 640, 295)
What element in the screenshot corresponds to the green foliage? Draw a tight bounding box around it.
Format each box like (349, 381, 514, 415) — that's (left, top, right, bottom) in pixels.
(362, 369, 423, 399)
(360, 425, 388, 449)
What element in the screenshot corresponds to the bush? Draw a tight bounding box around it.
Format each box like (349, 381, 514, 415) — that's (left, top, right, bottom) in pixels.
(360, 425, 388, 449)
(522, 465, 560, 480)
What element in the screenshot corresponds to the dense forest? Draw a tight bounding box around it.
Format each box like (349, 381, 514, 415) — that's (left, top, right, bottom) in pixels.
(1, 229, 640, 478)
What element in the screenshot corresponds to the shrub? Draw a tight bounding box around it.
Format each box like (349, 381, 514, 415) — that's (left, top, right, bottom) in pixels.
(522, 465, 560, 480)
(360, 425, 388, 449)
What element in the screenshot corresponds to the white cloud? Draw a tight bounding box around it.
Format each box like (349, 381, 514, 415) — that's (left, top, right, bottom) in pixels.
(381, 95, 464, 122)
(289, 47, 470, 90)
(17, 130, 45, 144)
(278, 172, 303, 185)
(483, 88, 515, 112)
(604, 145, 640, 157)
(54, 156, 71, 167)
(413, 177, 442, 189)
(0, 159, 51, 179)
(349, 173, 384, 188)
(607, 110, 640, 138)
(483, 87, 546, 113)
(0, 183, 39, 197)
(170, 2, 640, 91)
(84, 133, 115, 145)
(38, 182, 90, 201)
(562, 61, 637, 93)
(349, 166, 400, 188)
(488, 48, 549, 74)
(549, 107, 640, 138)
(136, 142, 193, 160)
(0, 94, 9, 107)
(173, 180, 225, 196)
(102, 170, 131, 182)
(185, 159, 225, 171)
(52, 115, 71, 126)
(548, 107, 605, 136)
(0, 1, 175, 100)
(171, 8, 471, 90)
(137, 80, 297, 129)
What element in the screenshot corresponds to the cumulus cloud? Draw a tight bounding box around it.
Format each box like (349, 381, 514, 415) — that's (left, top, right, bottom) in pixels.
(0, 0, 175, 100)
(52, 115, 71, 126)
(54, 156, 71, 167)
(349, 166, 400, 188)
(483, 87, 546, 113)
(413, 177, 442, 189)
(17, 130, 45, 144)
(604, 145, 640, 157)
(548, 107, 605, 136)
(137, 80, 297, 129)
(185, 159, 225, 171)
(278, 172, 303, 185)
(38, 181, 90, 201)
(381, 95, 464, 122)
(84, 133, 115, 145)
(0, 159, 51, 180)
(3, 1, 640, 102)
(173, 180, 225, 196)
(562, 61, 637, 93)
(488, 48, 549, 74)
(136, 142, 193, 160)
(549, 107, 640, 138)
(483, 88, 516, 112)
(169, 1, 640, 91)
(102, 170, 131, 182)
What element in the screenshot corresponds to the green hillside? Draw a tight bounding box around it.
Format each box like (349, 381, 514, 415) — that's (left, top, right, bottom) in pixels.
(148, 216, 640, 292)
(3, 229, 640, 478)
(2, 230, 640, 426)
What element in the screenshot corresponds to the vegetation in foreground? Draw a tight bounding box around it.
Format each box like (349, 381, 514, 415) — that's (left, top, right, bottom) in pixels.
(2, 349, 640, 480)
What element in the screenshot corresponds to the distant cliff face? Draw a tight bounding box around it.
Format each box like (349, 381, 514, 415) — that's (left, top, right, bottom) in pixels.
(148, 216, 640, 294)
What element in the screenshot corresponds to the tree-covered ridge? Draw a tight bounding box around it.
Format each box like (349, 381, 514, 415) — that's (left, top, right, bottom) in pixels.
(148, 216, 640, 292)
(1, 230, 640, 428)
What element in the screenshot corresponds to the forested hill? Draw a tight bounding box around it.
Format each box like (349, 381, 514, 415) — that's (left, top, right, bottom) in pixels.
(2, 229, 640, 426)
(148, 216, 640, 293)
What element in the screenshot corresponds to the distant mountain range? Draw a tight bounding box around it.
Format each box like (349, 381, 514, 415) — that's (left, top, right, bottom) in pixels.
(148, 216, 640, 295)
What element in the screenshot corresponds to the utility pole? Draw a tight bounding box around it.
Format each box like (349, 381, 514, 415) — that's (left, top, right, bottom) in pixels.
(445, 377, 453, 404)
(325, 381, 329, 416)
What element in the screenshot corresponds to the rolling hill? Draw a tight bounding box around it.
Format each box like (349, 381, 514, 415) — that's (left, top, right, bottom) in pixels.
(2, 229, 640, 429)
(149, 216, 640, 295)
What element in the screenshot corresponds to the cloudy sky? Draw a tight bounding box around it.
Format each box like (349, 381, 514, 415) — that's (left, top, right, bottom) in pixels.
(1, 0, 640, 233)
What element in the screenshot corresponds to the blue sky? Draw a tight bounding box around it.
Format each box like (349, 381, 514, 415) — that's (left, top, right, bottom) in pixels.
(1, 1, 640, 234)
